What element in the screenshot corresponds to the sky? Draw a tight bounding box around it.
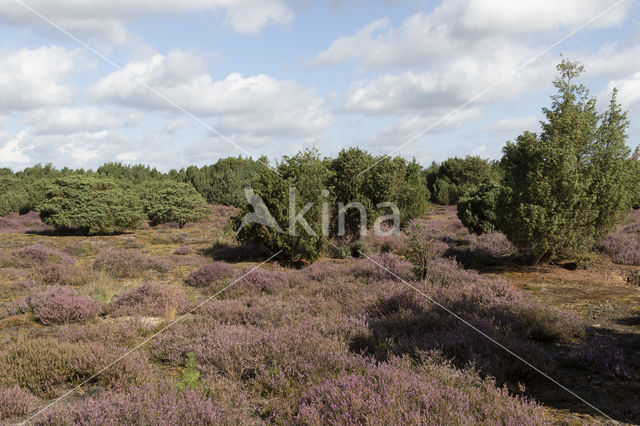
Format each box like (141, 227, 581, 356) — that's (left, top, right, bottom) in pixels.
(0, 0, 639, 171)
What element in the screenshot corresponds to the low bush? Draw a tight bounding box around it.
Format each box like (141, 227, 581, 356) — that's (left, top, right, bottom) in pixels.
(358, 259, 584, 384)
(36, 263, 93, 286)
(284, 356, 544, 425)
(109, 282, 189, 317)
(352, 253, 414, 282)
(38, 175, 145, 235)
(173, 245, 192, 255)
(150, 322, 365, 399)
(596, 219, 640, 265)
(235, 268, 288, 294)
(0, 386, 37, 420)
(35, 383, 237, 425)
(185, 262, 235, 288)
(570, 335, 635, 379)
(93, 248, 171, 278)
(144, 181, 210, 228)
(1, 243, 73, 268)
(404, 223, 449, 279)
(0, 211, 49, 234)
(474, 231, 515, 257)
(25, 285, 102, 325)
(0, 338, 149, 398)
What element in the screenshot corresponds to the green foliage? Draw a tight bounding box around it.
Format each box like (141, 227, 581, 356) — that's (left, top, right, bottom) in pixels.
(424, 156, 499, 205)
(457, 183, 501, 235)
(97, 162, 163, 184)
(497, 59, 634, 262)
(404, 223, 444, 279)
(329, 148, 429, 239)
(144, 181, 210, 228)
(38, 175, 145, 235)
(0, 177, 30, 216)
(171, 156, 266, 207)
(232, 149, 332, 263)
(177, 352, 200, 391)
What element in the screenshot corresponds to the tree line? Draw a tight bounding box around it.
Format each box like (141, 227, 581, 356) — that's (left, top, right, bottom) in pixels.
(0, 59, 638, 263)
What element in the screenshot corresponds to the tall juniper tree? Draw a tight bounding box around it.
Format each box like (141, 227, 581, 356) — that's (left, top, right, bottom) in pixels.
(497, 59, 633, 262)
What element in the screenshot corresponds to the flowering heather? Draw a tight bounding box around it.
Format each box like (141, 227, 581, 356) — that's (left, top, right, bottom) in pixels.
(173, 245, 192, 255)
(1, 243, 73, 268)
(185, 262, 235, 287)
(36, 263, 93, 286)
(109, 282, 189, 317)
(0, 386, 37, 420)
(235, 267, 289, 293)
(57, 320, 146, 348)
(93, 248, 171, 278)
(0, 338, 149, 398)
(63, 238, 110, 257)
(26, 285, 102, 325)
(360, 258, 583, 382)
(596, 222, 640, 265)
(150, 321, 364, 398)
(35, 383, 233, 425)
(354, 253, 414, 281)
(285, 356, 545, 425)
(361, 228, 408, 254)
(475, 231, 516, 257)
(570, 335, 635, 379)
(0, 211, 50, 234)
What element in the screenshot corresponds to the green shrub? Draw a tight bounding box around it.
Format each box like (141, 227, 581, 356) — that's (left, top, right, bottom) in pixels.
(457, 183, 501, 235)
(425, 156, 499, 205)
(170, 156, 266, 207)
(0, 177, 30, 216)
(38, 175, 144, 235)
(232, 149, 331, 263)
(497, 59, 634, 262)
(144, 181, 210, 228)
(329, 148, 429, 238)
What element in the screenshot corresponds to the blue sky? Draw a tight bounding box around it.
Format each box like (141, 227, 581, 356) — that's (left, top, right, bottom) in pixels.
(0, 0, 639, 171)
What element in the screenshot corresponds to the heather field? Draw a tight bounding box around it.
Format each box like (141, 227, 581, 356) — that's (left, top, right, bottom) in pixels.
(0, 205, 637, 425)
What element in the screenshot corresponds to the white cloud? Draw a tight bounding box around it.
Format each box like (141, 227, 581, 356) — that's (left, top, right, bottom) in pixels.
(0, 0, 292, 43)
(342, 43, 553, 115)
(0, 130, 31, 163)
(88, 50, 335, 139)
(0, 46, 82, 111)
(366, 107, 482, 149)
(311, 0, 629, 70)
(484, 115, 540, 135)
(602, 72, 640, 114)
(26, 107, 121, 135)
(459, 0, 627, 36)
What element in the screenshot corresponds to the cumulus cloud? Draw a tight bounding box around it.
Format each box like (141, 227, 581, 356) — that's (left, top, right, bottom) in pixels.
(25, 107, 122, 135)
(365, 107, 483, 150)
(0, 46, 83, 111)
(601, 72, 640, 115)
(311, 0, 629, 70)
(0, 0, 292, 43)
(484, 115, 540, 135)
(88, 50, 335, 139)
(0, 130, 31, 164)
(342, 42, 553, 115)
